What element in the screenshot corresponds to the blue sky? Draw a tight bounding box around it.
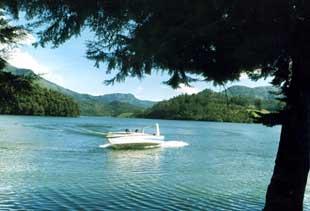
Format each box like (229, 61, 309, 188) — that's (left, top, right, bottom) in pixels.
(8, 28, 272, 101)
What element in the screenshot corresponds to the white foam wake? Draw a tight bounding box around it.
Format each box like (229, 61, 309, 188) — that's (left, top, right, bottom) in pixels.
(81, 128, 107, 136)
(159, 140, 189, 148)
(99, 143, 111, 148)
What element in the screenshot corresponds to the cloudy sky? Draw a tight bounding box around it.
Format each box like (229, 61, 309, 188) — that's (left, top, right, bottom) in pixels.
(7, 27, 272, 101)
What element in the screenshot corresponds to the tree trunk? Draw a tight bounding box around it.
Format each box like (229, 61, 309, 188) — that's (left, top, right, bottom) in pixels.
(264, 23, 310, 210)
(264, 107, 310, 210)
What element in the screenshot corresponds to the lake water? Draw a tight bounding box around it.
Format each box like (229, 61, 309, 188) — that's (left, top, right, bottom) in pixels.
(0, 115, 309, 210)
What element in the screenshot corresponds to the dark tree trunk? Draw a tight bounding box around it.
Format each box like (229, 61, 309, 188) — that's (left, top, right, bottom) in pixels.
(264, 102, 310, 210)
(264, 22, 310, 210)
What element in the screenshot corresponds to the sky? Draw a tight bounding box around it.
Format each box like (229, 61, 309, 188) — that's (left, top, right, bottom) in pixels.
(6, 26, 272, 101)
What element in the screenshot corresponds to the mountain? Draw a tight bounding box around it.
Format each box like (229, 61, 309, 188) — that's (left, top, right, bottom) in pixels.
(140, 89, 254, 123)
(3, 64, 35, 77)
(0, 68, 80, 117)
(223, 85, 280, 100)
(96, 93, 154, 108)
(140, 85, 284, 123)
(3, 64, 156, 116)
(3, 64, 282, 120)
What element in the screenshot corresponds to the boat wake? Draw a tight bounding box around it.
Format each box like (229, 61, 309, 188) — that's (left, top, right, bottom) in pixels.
(99, 143, 111, 148)
(99, 140, 188, 149)
(159, 140, 189, 148)
(80, 128, 107, 136)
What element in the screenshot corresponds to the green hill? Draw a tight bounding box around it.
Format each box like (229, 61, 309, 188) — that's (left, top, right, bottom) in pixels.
(97, 93, 154, 108)
(140, 87, 284, 123)
(3, 64, 156, 117)
(2, 64, 284, 121)
(221, 86, 283, 112)
(224, 85, 280, 100)
(0, 71, 80, 117)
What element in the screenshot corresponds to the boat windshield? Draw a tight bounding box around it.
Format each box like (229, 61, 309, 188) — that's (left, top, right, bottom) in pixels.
(142, 123, 160, 136)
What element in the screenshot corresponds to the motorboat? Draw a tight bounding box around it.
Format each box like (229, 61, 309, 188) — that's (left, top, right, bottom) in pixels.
(106, 123, 164, 148)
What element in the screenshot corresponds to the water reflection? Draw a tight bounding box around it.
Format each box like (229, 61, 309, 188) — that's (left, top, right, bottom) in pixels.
(105, 148, 162, 175)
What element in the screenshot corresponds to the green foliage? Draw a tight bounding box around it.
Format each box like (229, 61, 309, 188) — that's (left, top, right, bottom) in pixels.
(225, 86, 280, 101)
(0, 9, 27, 69)
(2, 0, 302, 88)
(3, 64, 149, 117)
(0, 71, 35, 115)
(97, 94, 155, 108)
(139, 89, 282, 123)
(78, 100, 143, 117)
(0, 8, 32, 105)
(0, 71, 32, 102)
(0, 74, 80, 117)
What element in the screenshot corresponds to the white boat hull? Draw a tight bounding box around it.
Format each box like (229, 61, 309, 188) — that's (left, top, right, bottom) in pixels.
(107, 134, 164, 149)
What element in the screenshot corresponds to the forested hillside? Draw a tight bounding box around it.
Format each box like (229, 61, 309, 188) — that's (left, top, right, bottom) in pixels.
(1, 64, 284, 120)
(0, 72, 80, 116)
(3, 64, 153, 116)
(139, 89, 284, 123)
(224, 85, 280, 101)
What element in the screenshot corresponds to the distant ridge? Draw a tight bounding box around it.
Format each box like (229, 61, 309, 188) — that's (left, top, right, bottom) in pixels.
(3, 63, 282, 119)
(140, 85, 283, 123)
(222, 85, 280, 100)
(3, 64, 156, 116)
(96, 93, 155, 108)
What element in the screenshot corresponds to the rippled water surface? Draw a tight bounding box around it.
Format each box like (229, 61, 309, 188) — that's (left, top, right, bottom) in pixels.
(0, 115, 309, 210)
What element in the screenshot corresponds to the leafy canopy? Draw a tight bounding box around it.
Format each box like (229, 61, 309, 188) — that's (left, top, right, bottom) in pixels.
(2, 1, 306, 88)
(0, 6, 33, 100)
(0, 6, 26, 69)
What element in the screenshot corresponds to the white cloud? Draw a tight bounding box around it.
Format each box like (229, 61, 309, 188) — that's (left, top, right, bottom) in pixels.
(8, 48, 64, 86)
(7, 48, 65, 87)
(176, 83, 201, 95)
(4, 32, 65, 87)
(133, 85, 145, 99)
